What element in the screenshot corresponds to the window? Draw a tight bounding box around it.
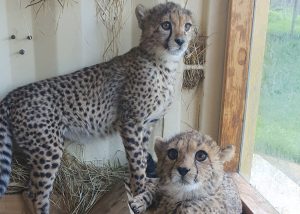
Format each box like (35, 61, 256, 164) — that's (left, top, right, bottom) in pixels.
(247, 0, 300, 213)
(220, 0, 300, 213)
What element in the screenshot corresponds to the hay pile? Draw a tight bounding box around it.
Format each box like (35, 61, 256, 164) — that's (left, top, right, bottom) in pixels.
(183, 29, 207, 90)
(8, 149, 127, 214)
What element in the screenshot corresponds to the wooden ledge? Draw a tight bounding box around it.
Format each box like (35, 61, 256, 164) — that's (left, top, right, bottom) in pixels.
(232, 173, 278, 214)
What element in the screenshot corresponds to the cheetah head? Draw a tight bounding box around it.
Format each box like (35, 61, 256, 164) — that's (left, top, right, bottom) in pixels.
(155, 130, 235, 201)
(136, 2, 193, 59)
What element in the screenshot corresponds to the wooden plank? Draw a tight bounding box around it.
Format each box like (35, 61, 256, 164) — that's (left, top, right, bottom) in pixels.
(239, 0, 270, 179)
(0, 194, 32, 214)
(0, 193, 68, 214)
(219, 0, 255, 171)
(232, 173, 278, 214)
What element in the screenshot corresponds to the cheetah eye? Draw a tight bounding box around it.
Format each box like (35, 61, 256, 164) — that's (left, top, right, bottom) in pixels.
(161, 21, 171, 30)
(167, 148, 178, 160)
(195, 150, 208, 162)
(185, 23, 192, 31)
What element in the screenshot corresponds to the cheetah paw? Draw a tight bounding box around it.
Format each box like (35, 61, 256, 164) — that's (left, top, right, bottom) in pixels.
(129, 195, 147, 214)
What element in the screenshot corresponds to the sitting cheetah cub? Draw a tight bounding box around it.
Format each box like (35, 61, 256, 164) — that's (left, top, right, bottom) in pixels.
(152, 131, 242, 214)
(0, 2, 192, 214)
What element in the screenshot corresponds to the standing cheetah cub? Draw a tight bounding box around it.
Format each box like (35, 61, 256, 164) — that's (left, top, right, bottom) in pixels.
(152, 131, 242, 214)
(0, 2, 193, 214)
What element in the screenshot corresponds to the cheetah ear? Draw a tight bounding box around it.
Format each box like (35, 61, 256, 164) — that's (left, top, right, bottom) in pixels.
(220, 145, 235, 163)
(154, 136, 165, 157)
(135, 4, 146, 29)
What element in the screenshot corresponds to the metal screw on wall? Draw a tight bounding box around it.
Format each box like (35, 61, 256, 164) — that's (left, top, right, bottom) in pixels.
(19, 49, 25, 55)
(27, 35, 33, 40)
(10, 35, 16, 39)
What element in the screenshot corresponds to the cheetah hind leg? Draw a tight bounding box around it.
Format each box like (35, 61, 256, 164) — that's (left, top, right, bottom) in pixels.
(26, 146, 63, 214)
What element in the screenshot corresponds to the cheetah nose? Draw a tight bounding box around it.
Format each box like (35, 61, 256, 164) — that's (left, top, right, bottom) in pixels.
(177, 167, 190, 176)
(175, 38, 185, 46)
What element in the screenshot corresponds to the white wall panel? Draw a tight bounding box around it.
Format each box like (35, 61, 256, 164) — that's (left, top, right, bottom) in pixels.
(0, 0, 13, 98)
(199, 0, 228, 140)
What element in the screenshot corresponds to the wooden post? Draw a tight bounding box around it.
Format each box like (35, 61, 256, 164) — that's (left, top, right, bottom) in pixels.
(219, 0, 255, 172)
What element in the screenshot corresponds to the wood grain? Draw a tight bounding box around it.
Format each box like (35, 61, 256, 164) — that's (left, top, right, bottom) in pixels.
(219, 0, 255, 171)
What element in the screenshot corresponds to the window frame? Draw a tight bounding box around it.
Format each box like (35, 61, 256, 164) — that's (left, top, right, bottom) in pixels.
(219, 0, 278, 213)
(219, 0, 255, 172)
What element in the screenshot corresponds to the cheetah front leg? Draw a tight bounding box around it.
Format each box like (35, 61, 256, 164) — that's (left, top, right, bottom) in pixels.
(120, 122, 151, 213)
(130, 127, 159, 213)
(128, 177, 159, 214)
(120, 122, 147, 195)
(121, 124, 157, 213)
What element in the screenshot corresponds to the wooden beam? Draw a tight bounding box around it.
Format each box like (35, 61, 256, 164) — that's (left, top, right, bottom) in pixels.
(219, 0, 255, 171)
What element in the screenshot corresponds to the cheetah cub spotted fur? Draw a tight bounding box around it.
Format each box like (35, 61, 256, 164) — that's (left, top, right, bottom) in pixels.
(0, 2, 192, 214)
(151, 131, 242, 214)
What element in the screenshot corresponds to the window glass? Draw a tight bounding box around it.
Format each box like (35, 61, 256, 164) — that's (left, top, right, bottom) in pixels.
(250, 0, 300, 213)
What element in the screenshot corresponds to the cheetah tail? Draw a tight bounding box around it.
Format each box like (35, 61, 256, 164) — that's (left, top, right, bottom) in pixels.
(0, 101, 12, 197)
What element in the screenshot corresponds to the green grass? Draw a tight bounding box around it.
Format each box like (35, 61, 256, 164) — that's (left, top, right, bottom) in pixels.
(254, 8, 300, 163)
(255, 87, 300, 163)
(268, 10, 300, 33)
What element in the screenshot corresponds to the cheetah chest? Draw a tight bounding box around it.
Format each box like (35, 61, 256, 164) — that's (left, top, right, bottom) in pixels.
(147, 69, 176, 123)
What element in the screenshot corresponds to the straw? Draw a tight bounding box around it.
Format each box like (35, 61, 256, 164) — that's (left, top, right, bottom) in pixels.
(8, 149, 127, 214)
